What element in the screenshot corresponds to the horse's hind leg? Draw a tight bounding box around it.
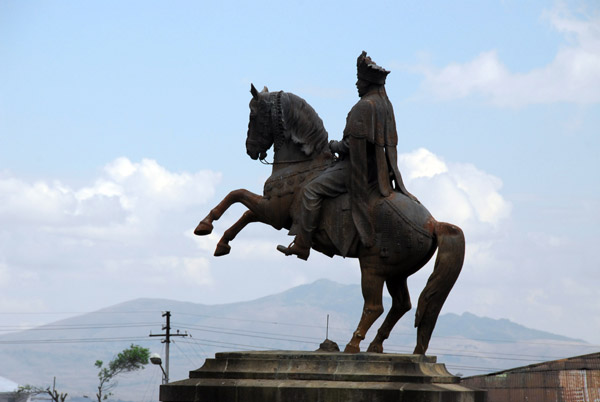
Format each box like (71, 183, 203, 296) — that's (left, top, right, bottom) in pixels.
(344, 262, 385, 353)
(195, 189, 262, 235)
(367, 277, 411, 353)
(214, 210, 259, 256)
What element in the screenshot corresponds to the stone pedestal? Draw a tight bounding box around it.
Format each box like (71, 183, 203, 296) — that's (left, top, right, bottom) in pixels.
(160, 350, 486, 402)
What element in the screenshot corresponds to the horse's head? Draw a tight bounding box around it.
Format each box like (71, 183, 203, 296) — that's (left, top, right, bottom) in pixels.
(246, 83, 329, 163)
(246, 84, 277, 161)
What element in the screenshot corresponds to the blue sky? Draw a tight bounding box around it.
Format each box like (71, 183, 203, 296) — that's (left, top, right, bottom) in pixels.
(0, 0, 599, 355)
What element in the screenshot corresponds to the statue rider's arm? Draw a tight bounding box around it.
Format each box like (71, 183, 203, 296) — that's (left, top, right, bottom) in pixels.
(330, 101, 369, 158)
(329, 136, 349, 157)
(395, 163, 420, 203)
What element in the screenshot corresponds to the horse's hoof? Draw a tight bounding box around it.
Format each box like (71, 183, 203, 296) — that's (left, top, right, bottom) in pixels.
(343, 344, 360, 354)
(194, 221, 213, 236)
(367, 343, 383, 353)
(214, 243, 231, 257)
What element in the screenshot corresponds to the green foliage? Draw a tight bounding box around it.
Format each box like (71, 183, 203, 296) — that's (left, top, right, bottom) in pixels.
(95, 344, 150, 402)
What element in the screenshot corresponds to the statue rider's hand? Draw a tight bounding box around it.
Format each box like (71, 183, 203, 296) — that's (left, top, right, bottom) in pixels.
(329, 140, 340, 154)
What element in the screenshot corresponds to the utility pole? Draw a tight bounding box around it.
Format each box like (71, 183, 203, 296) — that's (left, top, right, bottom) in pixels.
(149, 311, 188, 383)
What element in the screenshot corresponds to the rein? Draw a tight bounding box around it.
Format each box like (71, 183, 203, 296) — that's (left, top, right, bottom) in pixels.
(259, 157, 312, 165)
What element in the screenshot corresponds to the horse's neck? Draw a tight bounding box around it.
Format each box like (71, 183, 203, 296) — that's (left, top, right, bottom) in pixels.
(270, 149, 332, 177)
(273, 136, 310, 165)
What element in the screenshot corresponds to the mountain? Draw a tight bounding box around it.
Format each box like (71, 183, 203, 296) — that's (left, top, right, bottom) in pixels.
(0, 279, 593, 401)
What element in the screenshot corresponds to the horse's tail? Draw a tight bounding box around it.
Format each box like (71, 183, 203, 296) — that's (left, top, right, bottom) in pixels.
(413, 221, 465, 354)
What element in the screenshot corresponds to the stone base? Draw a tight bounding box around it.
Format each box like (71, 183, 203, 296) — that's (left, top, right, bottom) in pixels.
(160, 350, 486, 402)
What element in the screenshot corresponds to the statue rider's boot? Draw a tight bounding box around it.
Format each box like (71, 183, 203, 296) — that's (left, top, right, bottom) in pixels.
(277, 235, 310, 261)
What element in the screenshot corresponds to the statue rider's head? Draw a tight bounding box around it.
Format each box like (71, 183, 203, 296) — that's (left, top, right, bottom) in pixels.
(356, 51, 390, 97)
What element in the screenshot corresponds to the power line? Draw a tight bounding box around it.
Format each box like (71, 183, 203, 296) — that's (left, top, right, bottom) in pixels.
(1, 311, 595, 369)
(1, 309, 595, 348)
(172, 311, 327, 329)
(172, 340, 202, 368)
(446, 364, 506, 372)
(172, 311, 597, 348)
(2, 323, 593, 367)
(0, 336, 156, 344)
(0, 322, 161, 331)
(174, 322, 321, 345)
(0, 310, 163, 315)
(176, 338, 276, 351)
(179, 336, 209, 364)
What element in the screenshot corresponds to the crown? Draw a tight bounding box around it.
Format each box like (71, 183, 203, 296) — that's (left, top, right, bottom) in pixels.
(357, 51, 390, 85)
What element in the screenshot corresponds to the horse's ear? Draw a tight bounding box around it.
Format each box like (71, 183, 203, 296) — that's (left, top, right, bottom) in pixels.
(250, 83, 259, 99)
(262, 86, 269, 93)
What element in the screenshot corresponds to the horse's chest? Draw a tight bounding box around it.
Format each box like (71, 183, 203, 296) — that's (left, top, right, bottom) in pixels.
(264, 172, 308, 199)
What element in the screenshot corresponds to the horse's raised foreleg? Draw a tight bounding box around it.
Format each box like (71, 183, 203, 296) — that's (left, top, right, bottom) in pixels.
(214, 210, 259, 256)
(195, 189, 263, 236)
(344, 262, 385, 353)
(367, 277, 411, 353)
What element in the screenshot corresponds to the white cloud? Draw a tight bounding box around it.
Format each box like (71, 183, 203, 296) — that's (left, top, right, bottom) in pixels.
(399, 148, 511, 234)
(0, 158, 221, 307)
(0, 158, 220, 235)
(414, 4, 600, 106)
(2, 151, 595, 344)
(182, 257, 213, 286)
(0, 262, 9, 286)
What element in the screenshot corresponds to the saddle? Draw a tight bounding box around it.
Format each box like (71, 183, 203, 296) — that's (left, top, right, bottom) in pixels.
(312, 191, 434, 259)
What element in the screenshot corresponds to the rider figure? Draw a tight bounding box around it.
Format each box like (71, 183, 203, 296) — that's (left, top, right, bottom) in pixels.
(277, 51, 417, 260)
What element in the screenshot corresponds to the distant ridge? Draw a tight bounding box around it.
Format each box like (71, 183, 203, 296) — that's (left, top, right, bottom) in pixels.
(0, 279, 592, 401)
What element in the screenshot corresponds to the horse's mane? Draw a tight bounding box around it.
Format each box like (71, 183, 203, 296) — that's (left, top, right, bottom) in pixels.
(283, 92, 329, 156)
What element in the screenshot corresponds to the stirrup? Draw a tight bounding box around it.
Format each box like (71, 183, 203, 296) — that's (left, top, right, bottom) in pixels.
(276, 241, 310, 261)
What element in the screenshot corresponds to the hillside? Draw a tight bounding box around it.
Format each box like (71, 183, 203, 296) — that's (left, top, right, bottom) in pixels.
(0, 279, 594, 401)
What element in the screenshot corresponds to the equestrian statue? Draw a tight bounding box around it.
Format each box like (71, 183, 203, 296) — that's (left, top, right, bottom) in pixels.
(194, 52, 465, 355)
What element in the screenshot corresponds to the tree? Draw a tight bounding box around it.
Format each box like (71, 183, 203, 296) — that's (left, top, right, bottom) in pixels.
(18, 382, 67, 402)
(94, 344, 150, 402)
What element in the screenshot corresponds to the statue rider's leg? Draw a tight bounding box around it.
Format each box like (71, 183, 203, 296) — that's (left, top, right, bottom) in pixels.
(277, 164, 347, 260)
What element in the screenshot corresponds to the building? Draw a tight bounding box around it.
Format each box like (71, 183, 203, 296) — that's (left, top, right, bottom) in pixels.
(461, 352, 600, 402)
(0, 393, 30, 402)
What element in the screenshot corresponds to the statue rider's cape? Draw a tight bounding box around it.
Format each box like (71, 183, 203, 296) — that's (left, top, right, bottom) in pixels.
(344, 88, 408, 248)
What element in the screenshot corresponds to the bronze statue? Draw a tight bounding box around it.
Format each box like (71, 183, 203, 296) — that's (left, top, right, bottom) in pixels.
(194, 52, 465, 355)
(277, 51, 419, 261)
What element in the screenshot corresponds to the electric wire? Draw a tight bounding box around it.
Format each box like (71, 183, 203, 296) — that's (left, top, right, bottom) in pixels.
(181, 335, 209, 364)
(446, 364, 506, 372)
(141, 357, 160, 402)
(1, 309, 596, 348)
(176, 338, 277, 351)
(172, 339, 202, 369)
(170, 311, 598, 348)
(172, 311, 326, 329)
(1, 312, 596, 373)
(172, 322, 320, 346)
(0, 336, 157, 344)
(0, 322, 161, 331)
(0, 325, 592, 368)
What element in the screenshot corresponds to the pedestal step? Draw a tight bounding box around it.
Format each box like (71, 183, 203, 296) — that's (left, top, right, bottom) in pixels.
(160, 351, 486, 402)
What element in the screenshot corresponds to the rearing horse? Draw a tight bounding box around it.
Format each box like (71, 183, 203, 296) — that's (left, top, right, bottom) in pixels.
(194, 85, 465, 354)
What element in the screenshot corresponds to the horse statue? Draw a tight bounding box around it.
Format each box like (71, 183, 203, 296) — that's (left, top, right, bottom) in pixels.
(194, 85, 465, 355)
